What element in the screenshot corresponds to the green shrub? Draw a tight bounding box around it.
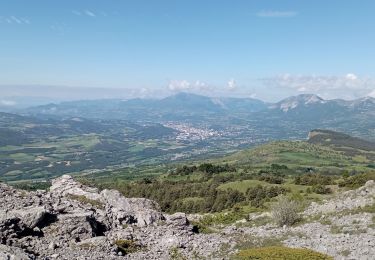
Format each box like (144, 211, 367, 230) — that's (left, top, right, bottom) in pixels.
(271, 196, 300, 226)
(247, 185, 288, 208)
(190, 220, 215, 234)
(294, 173, 334, 186)
(338, 172, 375, 188)
(236, 246, 333, 259)
(258, 174, 285, 184)
(311, 185, 332, 194)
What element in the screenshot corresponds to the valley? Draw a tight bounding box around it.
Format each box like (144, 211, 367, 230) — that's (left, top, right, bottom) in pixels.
(1, 93, 374, 182)
(1, 96, 375, 259)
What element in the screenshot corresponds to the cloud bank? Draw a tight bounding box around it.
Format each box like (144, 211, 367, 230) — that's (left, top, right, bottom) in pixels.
(262, 74, 375, 100)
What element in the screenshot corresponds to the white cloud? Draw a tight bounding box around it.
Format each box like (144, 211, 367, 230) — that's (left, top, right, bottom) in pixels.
(262, 74, 375, 100)
(0, 100, 17, 106)
(346, 73, 358, 80)
(72, 9, 108, 18)
(227, 79, 237, 90)
(0, 16, 30, 25)
(168, 80, 214, 92)
(84, 10, 96, 17)
(10, 16, 22, 24)
(21, 18, 30, 24)
(368, 90, 375, 98)
(257, 10, 298, 18)
(168, 80, 191, 91)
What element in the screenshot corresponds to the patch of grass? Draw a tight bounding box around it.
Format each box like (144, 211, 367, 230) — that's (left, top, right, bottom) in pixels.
(319, 219, 332, 226)
(330, 225, 343, 234)
(218, 180, 271, 193)
(235, 234, 286, 251)
(190, 220, 215, 234)
(169, 247, 187, 260)
(234, 246, 333, 260)
(238, 215, 272, 228)
(114, 239, 141, 255)
(340, 250, 351, 257)
(330, 225, 367, 235)
(198, 211, 247, 226)
(340, 202, 375, 215)
(67, 194, 105, 209)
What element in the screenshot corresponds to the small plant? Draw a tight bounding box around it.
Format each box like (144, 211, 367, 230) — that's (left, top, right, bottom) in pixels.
(312, 184, 332, 194)
(236, 246, 333, 259)
(169, 247, 187, 260)
(114, 239, 140, 255)
(271, 196, 300, 227)
(319, 218, 332, 226)
(67, 194, 104, 209)
(190, 220, 215, 234)
(330, 225, 343, 234)
(340, 250, 351, 257)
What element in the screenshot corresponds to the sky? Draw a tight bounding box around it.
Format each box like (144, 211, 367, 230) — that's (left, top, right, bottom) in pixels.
(1, 0, 375, 103)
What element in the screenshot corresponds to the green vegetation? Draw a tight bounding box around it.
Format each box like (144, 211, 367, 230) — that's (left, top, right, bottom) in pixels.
(12, 181, 51, 191)
(114, 239, 141, 255)
(294, 174, 334, 186)
(169, 247, 187, 260)
(311, 184, 332, 194)
(338, 171, 375, 188)
(271, 196, 301, 227)
(77, 138, 374, 217)
(67, 194, 104, 209)
(235, 246, 333, 260)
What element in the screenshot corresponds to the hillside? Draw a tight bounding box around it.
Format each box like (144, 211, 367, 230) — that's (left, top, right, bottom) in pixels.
(81, 130, 375, 217)
(308, 129, 375, 150)
(1, 174, 374, 259)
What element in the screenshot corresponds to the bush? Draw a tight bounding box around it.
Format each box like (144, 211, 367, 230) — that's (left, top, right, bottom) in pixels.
(236, 246, 333, 259)
(311, 184, 332, 194)
(271, 196, 300, 226)
(258, 174, 285, 184)
(247, 185, 289, 208)
(294, 173, 334, 186)
(338, 172, 375, 188)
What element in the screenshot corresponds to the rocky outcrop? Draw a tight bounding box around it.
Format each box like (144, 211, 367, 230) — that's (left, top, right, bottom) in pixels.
(48, 175, 163, 228)
(100, 189, 162, 227)
(0, 244, 34, 260)
(1, 176, 374, 259)
(0, 176, 229, 259)
(304, 180, 375, 216)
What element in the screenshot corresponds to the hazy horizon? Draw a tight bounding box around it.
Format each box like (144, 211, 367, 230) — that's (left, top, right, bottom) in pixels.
(1, 1, 375, 104)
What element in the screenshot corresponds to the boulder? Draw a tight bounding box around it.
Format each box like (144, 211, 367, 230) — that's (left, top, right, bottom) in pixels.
(49, 175, 102, 201)
(100, 189, 163, 227)
(166, 212, 189, 227)
(0, 244, 34, 260)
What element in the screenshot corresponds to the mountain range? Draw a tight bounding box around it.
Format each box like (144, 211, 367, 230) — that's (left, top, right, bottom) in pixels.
(16, 92, 374, 141)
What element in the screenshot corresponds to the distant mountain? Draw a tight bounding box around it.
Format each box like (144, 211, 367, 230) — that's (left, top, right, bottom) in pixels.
(25, 92, 267, 120)
(21, 93, 375, 141)
(269, 94, 325, 112)
(269, 94, 375, 116)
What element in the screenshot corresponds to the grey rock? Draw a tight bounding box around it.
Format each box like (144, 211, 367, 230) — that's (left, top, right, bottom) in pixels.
(0, 244, 34, 260)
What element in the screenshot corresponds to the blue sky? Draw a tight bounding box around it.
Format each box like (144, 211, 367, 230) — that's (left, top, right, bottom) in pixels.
(1, 0, 375, 101)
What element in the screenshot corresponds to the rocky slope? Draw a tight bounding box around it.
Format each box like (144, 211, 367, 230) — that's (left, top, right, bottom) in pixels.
(0, 175, 230, 259)
(1, 176, 374, 259)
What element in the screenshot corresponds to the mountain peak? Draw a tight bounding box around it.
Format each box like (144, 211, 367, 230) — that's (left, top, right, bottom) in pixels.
(273, 94, 324, 112)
